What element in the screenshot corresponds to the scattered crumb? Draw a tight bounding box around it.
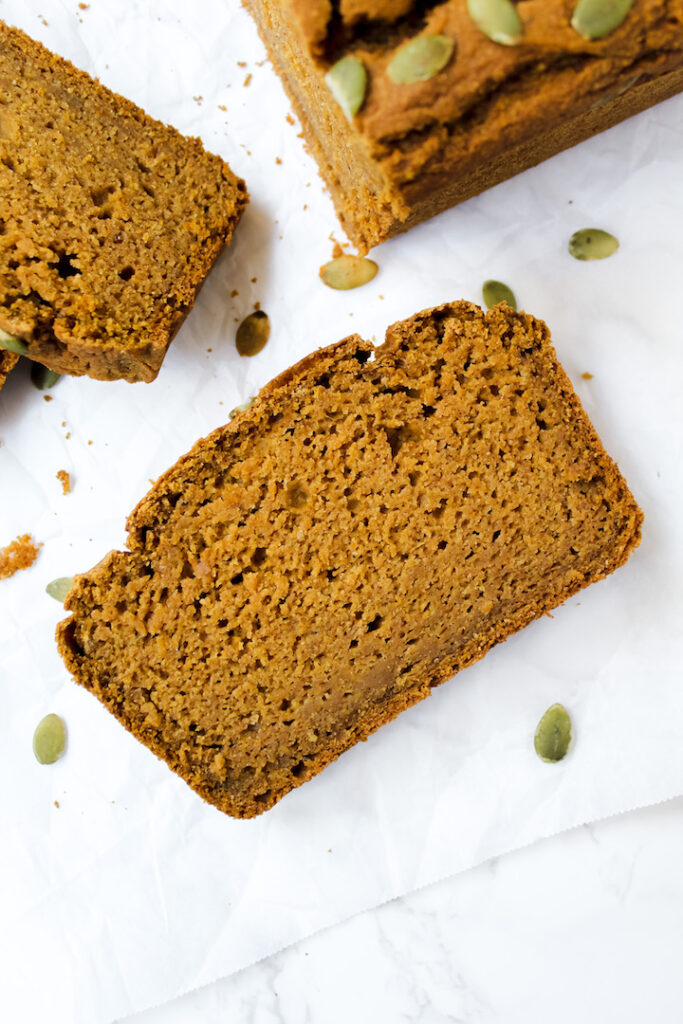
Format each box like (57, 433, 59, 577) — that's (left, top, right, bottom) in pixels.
(44, 395, 53, 402)
(193, 95, 203, 106)
(253, 301, 261, 311)
(0, 534, 41, 580)
(218, 104, 227, 112)
(57, 469, 71, 495)
(237, 61, 247, 68)
(78, 3, 90, 8)
(207, 347, 213, 353)
(286, 113, 295, 125)
(275, 156, 282, 165)
(251, 277, 258, 284)
(243, 73, 252, 87)
(332, 242, 344, 258)
(66, 432, 71, 440)
(581, 372, 594, 380)
(54, 800, 60, 808)
(230, 289, 239, 298)
(87, 440, 93, 446)
(303, 204, 308, 210)
(379, 294, 384, 300)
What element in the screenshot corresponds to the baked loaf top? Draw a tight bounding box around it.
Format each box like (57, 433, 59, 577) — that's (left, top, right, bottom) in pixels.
(284, 0, 683, 199)
(0, 22, 248, 382)
(58, 301, 642, 817)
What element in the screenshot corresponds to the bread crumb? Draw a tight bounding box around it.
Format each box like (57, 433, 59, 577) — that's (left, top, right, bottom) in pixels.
(332, 242, 344, 258)
(286, 113, 295, 125)
(581, 372, 594, 380)
(251, 277, 258, 284)
(243, 73, 252, 87)
(0, 534, 41, 580)
(254, 301, 261, 311)
(237, 61, 247, 68)
(275, 156, 282, 165)
(57, 469, 71, 494)
(218, 104, 227, 111)
(231, 289, 239, 297)
(54, 800, 60, 808)
(193, 95, 203, 106)
(44, 395, 53, 402)
(78, 3, 89, 8)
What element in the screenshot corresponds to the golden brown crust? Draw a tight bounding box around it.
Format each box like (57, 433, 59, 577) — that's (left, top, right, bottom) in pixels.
(57, 302, 642, 817)
(0, 21, 248, 382)
(248, 0, 683, 250)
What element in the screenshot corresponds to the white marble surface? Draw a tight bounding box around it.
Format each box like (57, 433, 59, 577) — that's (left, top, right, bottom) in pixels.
(127, 798, 683, 1023)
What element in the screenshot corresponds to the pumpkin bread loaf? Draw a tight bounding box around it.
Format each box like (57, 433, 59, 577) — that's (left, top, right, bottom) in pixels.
(57, 301, 642, 817)
(0, 22, 248, 382)
(245, 0, 683, 251)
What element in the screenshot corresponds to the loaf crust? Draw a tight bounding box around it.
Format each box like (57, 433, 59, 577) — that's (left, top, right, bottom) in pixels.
(57, 301, 642, 817)
(245, 0, 683, 251)
(0, 22, 248, 382)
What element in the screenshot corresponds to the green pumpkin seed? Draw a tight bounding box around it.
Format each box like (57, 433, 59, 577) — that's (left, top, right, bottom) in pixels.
(319, 255, 378, 290)
(46, 576, 74, 603)
(0, 328, 28, 356)
(236, 311, 270, 357)
(229, 397, 255, 420)
(387, 35, 454, 85)
(482, 279, 517, 310)
(467, 0, 523, 45)
(534, 703, 572, 763)
(30, 362, 61, 390)
(33, 713, 66, 765)
(568, 228, 619, 260)
(571, 0, 633, 40)
(326, 55, 367, 120)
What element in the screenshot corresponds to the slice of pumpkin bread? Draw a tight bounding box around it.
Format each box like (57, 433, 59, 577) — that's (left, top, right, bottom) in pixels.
(0, 22, 247, 383)
(57, 301, 642, 816)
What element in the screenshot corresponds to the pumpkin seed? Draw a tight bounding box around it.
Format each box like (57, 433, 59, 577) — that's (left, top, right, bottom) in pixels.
(46, 576, 74, 603)
(30, 362, 61, 390)
(33, 713, 66, 765)
(229, 397, 255, 420)
(482, 279, 517, 310)
(571, 0, 633, 40)
(387, 35, 454, 85)
(236, 311, 270, 357)
(320, 254, 378, 290)
(534, 703, 572, 763)
(0, 328, 28, 356)
(467, 0, 523, 44)
(326, 55, 367, 120)
(568, 228, 619, 260)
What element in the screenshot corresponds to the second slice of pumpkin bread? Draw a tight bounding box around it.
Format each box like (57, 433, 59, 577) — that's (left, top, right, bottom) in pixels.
(57, 302, 642, 816)
(0, 22, 247, 382)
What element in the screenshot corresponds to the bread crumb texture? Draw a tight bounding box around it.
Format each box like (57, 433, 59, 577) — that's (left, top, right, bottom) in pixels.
(0, 349, 18, 390)
(0, 22, 248, 382)
(1, 533, 41, 579)
(56, 469, 71, 494)
(58, 302, 642, 817)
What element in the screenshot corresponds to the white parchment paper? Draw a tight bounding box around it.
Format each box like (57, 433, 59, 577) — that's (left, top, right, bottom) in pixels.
(1, 2, 682, 1021)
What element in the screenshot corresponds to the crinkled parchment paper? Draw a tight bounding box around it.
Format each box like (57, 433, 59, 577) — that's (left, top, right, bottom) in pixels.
(1, 2, 682, 1021)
